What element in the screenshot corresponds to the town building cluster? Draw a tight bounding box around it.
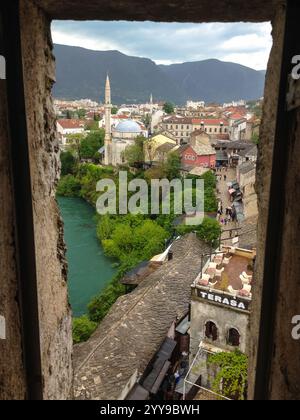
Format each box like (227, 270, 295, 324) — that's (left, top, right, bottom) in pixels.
(56, 76, 260, 401)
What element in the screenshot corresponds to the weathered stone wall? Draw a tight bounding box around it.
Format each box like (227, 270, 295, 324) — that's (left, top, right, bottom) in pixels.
(19, 0, 73, 400)
(190, 299, 249, 356)
(0, 62, 26, 400)
(248, 5, 286, 399)
(269, 107, 300, 399)
(34, 0, 282, 22)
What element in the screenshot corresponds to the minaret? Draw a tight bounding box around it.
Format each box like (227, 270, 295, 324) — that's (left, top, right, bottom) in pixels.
(149, 93, 154, 135)
(149, 93, 153, 114)
(104, 74, 112, 165)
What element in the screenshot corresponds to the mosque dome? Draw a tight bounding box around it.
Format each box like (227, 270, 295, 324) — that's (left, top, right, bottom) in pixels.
(115, 119, 142, 133)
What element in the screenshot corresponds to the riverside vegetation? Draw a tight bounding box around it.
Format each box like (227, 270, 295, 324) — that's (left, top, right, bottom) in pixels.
(57, 132, 220, 343)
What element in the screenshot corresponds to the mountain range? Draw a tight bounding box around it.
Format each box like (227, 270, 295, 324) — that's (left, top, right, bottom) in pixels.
(53, 44, 266, 105)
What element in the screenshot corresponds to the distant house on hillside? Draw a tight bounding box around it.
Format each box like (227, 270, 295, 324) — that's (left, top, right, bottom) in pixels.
(57, 119, 85, 147)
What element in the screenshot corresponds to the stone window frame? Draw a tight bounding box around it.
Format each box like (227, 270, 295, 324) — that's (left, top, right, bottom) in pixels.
(3, 0, 299, 401)
(227, 327, 241, 347)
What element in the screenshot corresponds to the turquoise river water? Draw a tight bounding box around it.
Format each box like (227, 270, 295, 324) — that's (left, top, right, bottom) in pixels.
(57, 196, 116, 317)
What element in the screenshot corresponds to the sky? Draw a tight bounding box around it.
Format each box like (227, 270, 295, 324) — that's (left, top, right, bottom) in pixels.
(52, 21, 272, 71)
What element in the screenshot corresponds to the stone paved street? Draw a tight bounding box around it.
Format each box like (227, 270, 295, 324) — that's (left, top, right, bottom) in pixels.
(215, 166, 240, 246)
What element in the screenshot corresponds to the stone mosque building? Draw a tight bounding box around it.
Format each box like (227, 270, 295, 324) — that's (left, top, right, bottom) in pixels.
(103, 75, 148, 166)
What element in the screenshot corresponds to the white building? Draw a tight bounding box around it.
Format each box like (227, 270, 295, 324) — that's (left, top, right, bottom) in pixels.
(110, 120, 147, 166)
(223, 100, 246, 108)
(186, 100, 205, 109)
(56, 119, 85, 147)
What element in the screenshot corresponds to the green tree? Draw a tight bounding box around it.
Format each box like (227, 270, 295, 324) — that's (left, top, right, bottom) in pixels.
(187, 170, 217, 213)
(56, 174, 81, 196)
(79, 130, 105, 160)
(88, 276, 125, 323)
(60, 151, 76, 176)
(176, 217, 221, 247)
(66, 109, 73, 119)
(196, 217, 220, 245)
(142, 114, 151, 130)
(124, 135, 145, 167)
(207, 350, 248, 400)
(100, 217, 168, 263)
(85, 119, 100, 131)
(163, 102, 175, 114)
(66, 133, 84, 159)
(144, 166, 165, 182)
(165, 151, 181, 180)
(77, 108, 86, 119)
(72, 315, 97, 343)
(111, 107, 118, 115)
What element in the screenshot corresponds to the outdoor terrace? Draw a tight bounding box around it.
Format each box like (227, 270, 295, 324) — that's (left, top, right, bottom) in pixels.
(193, 246, 255, 301)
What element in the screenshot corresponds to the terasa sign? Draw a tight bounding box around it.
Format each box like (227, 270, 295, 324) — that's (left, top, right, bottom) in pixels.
(196, 290, 249, 311)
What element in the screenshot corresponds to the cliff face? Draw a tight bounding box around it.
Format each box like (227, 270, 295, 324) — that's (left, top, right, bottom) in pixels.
(0, 0, 73, 400)
(0, 36, 26, 401)
(19, 0, 73, 399)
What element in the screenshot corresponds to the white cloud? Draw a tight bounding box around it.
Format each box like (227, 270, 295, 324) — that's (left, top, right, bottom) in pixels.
(221, 33, 270, 52)
(221, 51, 270, 70)
(52, 29, 130, 54)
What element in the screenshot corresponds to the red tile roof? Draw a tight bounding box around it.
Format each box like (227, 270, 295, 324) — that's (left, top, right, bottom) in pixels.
(57, 119, 85, 129)
(112, 115, 128, 119)
(229, 113, 245, 120)
(192, 118, 229, 126)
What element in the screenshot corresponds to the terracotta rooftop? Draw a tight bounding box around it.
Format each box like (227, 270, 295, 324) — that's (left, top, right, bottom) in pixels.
(73, 233, 211, 400)
(192, 118, 229, 126)
(57, 119, 85, 129)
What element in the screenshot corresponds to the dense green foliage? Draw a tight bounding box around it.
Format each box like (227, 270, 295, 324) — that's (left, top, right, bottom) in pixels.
(72, 315, 97, 343)
(88, 275, 125, 324)
(56, 174, 81, 196)
(208, 350, 248, 400)
(79, 130, 105, 159)
(98, 214, 169, 264)
(124, 135, 145, 167)
(176, 217, 221, 247)
(187, 170, 218, 213)
(163, 102, 175, 114)
(57, 160, 220, 341)
(60, 151, 76, 176)
(165, 152, 181, 180)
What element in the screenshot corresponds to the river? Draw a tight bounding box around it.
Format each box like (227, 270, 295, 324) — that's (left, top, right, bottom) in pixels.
(57, 196, 117, 317)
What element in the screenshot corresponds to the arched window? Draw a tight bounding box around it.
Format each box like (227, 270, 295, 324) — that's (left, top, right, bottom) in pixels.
(205, 321, 218, 341)
(227, 328, 240, 347)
